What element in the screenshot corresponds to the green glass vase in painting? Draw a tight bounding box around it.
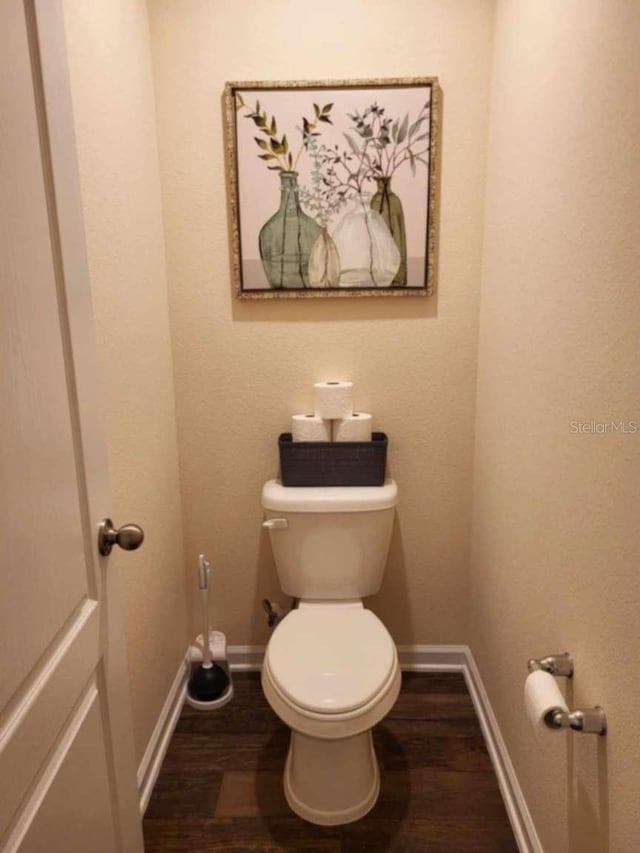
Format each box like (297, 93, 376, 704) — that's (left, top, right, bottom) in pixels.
(371, 177, 407, 286)
(259, 171, 321, 289)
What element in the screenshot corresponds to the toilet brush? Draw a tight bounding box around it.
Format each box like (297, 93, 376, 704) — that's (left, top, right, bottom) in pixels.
(186, 555, 231, 706)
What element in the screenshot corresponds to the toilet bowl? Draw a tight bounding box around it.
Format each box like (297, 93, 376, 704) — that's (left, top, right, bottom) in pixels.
(261, 478, 399, 824)
(262, 602, 401, 825)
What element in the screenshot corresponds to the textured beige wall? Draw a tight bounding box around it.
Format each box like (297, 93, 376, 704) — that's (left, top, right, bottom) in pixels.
(148, 0, 495, 646)
(470, 2, 640, 850)
(63, 0, 189, 763)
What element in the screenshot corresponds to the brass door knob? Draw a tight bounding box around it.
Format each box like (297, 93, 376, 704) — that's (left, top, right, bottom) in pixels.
(98, 518, 144, 556)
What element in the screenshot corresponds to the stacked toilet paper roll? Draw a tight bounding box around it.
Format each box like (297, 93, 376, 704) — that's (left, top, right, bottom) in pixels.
(290, 380, 374, 442)
(314, 381, 354, 420)
(524, 670, 569, 735)
(291, 413, 331, 442)
(333, 412, 373, 442)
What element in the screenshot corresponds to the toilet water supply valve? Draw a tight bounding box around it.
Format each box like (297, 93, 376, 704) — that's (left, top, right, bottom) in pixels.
(262, 599, 287, 627)
(261, 516, 290, 626)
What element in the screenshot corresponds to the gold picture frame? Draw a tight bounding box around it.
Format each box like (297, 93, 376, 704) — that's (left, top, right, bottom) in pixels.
(224, 78, 441, 300)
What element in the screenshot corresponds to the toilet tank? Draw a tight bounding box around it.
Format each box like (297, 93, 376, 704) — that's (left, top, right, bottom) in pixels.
(261, 479, 398, 599)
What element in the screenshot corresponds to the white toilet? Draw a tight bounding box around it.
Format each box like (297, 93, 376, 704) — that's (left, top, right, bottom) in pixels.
(260, 478, 401, 826)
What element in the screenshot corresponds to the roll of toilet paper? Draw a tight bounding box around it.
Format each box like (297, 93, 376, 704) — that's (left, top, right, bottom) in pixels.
(291, 413, 331, 442)
(524, 670, 569, 734)
(333, 412, 373, 442)
(314, 381, 353, 420)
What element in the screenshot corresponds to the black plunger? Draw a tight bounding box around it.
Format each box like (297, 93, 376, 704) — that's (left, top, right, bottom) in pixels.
(187, 555, 230, 702)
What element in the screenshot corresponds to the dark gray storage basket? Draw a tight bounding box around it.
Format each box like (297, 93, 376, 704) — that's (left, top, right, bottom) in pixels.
(278, 432, 388, 487)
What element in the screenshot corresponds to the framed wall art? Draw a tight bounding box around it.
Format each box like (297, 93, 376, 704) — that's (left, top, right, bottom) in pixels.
(224, 78, 440, 299)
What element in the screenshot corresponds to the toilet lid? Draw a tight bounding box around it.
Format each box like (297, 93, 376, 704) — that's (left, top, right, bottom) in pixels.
(266, 607, 396, 714)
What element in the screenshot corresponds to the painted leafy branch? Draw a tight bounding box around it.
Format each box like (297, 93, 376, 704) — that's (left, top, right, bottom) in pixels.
(344, 100, 431, 179)
(298, 135, 351, 227)
(302, 124, 375, 198)
(297, 100, 432, 214)
(235, 92, 333, 173)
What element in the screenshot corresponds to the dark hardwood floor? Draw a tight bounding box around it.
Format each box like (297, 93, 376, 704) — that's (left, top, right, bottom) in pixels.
(143, 671, 518, 852)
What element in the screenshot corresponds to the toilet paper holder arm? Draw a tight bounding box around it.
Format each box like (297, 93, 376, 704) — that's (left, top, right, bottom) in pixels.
(545, 706, 607, 735)
(527, 652, 574, 678)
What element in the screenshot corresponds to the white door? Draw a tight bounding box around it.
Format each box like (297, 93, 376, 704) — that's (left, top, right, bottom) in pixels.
(0, 2, 144, 851)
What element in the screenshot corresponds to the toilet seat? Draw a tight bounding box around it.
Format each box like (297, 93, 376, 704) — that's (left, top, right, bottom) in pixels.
(266, 606, 396, 715)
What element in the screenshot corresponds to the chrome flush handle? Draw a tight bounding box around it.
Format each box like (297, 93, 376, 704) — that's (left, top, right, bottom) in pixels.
(262, 518, 288, 530)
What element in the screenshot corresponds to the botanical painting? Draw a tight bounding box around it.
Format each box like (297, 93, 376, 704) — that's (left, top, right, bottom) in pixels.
(224, 78, 440, 299)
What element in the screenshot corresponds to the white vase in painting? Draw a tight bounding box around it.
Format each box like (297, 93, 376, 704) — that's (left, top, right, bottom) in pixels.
(308, 226, 341, 288)
(331, 193, 401, 288)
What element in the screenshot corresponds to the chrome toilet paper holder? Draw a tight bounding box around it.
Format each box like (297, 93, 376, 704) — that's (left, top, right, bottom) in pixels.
(527, 652, 574, 678)
(527, 653, 607, 735)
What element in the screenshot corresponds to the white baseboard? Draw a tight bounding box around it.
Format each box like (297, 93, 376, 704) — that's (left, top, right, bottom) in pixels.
(138, 642, 540, 852)
(227, 644, 265, 671)
(396, 643, 468, 671)
(462, 649, 543, 853)
(137, 654, 189, 814)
